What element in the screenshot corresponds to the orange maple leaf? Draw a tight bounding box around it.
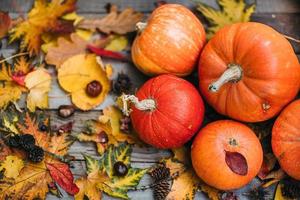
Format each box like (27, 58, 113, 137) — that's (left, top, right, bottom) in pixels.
(10, 0, 76, 55)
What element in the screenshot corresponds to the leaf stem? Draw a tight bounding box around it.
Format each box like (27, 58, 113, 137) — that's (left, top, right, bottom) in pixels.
(0, 52, 29, 64)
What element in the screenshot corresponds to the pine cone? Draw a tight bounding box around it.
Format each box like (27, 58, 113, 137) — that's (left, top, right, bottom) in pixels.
(19, 134, 35, 151)
(246, 187, 270, 200)
(149, 164, 170, 181)
(28, 145, 44, 163)
(6, 135, 21, 148)
(222, 192, 238, 200)
(112, 73, 132, 95)
(281, 179, 300, 199)
(153, 180, 170, 200)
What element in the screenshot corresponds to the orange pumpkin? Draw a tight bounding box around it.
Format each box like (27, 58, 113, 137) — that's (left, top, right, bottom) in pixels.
(272, 99, 300, 180)
(132, 4, 206, 76)
(191, 120, 263, 190)
(198, 22, 300, 122)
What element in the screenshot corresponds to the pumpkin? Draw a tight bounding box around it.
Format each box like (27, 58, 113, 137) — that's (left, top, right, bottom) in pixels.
(272, 99, 300, 180)
(191, 120, 263, 190)
(131, 4, 206, 76)
(198, 22, 300, 122)
(122, 74, 204, 149)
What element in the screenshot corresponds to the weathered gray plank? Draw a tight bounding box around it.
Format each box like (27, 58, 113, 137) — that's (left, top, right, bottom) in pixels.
(1, 0, 299, 14)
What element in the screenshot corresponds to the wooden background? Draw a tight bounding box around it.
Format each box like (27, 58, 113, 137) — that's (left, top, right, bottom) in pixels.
(0, 0, 300, 199)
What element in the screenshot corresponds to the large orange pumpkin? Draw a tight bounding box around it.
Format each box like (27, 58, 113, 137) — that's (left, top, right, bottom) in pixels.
(272, 99, 300, 180)
(132, 4, 206, 76)
(198, 22, 300, 122)
(191, 120, 263, 190)
(123, 74, 204, 149)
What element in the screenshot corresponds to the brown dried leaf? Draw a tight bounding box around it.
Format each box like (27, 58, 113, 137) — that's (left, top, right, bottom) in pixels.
(258, 153, 277, 180)
(225, 151, 248, 176)
(46, 33, 88, 68)
(0, 11, 11, 38)
(78, 5, 143, 34)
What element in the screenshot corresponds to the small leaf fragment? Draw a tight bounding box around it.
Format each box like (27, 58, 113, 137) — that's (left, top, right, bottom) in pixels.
(225, 151, 248, 176)
(0, 11, 11, 38)
(0, 155, 24, 179)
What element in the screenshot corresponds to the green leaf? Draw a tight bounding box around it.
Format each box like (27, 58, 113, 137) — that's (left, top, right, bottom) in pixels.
(83, 154, 101, 174)
(196, 0, 255, 38)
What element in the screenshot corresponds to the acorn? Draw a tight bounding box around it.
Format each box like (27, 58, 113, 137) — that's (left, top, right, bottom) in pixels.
(58, 105, 75, 118)
(86, 80, 102, 97)
(113, 161, 128, 177)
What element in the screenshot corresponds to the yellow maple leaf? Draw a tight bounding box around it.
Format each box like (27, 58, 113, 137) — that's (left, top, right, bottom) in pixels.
(25, 68, 51, 112)
(0, 62, 25, 109)
(197, 0, 255, 38)
(14, 56, 31, 74)
(0, 155, 24, 179)
(58, 54, 111, 110)
(77, 106, 137, 154)
(9, 0, 76, 55)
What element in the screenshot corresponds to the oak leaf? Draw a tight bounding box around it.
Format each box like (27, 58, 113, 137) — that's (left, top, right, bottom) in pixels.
(58, 54, 111, 110)
(9, 0, 76, 55)
(45, 33, 88, 68)
(196, 0, 255, 38)
(77, 106, 137, 154)
(0, 155, 24, 179)
(25, 68, 51, 112)
(78, 5, 143, 34)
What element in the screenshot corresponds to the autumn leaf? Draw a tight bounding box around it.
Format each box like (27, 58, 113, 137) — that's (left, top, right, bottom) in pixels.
(0, 109, 77, 198)
(0, 155, 24, 179)
(25, 68, 51, 112)
(0, 139, 12, 161)
(0, 62, 25, 108)
(78, 4, 143, 34)
(196, 0, 255, 38)
(45, 33, 88, 68)
(9, 0, 76, 55)
(58, 54, 111, 110)
(0, 11, 11, 39)
(77, 106, 137, 154)
(75, 155, 109, 200)
(104, 35, 128, 52)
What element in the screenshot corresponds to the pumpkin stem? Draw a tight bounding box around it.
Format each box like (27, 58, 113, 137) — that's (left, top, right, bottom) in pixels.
(209, 64, 243, 92)
(121, 94, 156, 116)
(136, 22, 147, 32)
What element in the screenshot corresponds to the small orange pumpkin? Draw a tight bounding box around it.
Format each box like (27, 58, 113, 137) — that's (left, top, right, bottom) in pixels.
(132, 4, 206, 76)
(272, 99, 300, 180)
(191, 120, 263, 190)
(198, 22, 300, 122)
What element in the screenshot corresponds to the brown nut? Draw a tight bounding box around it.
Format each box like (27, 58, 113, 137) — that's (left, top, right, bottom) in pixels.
(86, 80, 102, 97)
(58, 105, 75, 118)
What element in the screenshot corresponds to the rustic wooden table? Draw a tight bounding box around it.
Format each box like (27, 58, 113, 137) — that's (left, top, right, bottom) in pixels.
(0, 0, 300, 199)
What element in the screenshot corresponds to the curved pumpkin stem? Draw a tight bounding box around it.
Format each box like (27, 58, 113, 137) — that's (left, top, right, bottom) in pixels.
(136, 22, 147, 32)
(121, 94, 156, 116)
(209, 64, 243, 92)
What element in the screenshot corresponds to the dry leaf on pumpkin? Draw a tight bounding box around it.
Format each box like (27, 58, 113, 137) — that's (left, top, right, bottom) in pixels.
(78, 4, 143, 34)
(25, 68, 51, 112)
(0, 110, 78, 199)
(45, 33, 88, 68)
(0, 155, 24, 179)
(77, 106, 137, 154)
(196, 0, 255, 39)
(9, 0, 76, 55)
(58, 54, 111, 110)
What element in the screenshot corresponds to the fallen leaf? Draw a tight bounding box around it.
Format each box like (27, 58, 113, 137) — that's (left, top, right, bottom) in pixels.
(0, 11, 11, 39)
(258, 153, 277, 180)
(225, 151, 248, 176)
(0, 109, 77, 198)
(46, 161, 79, 195)
(87, 45, 128, 61)
(0, 139, 12, 161)
(77, 106, 137, 154)
(9, 0, 76, 55)
(262, 169, 286, 188)
(0, 155, 24, 179)
(196, 0, 255, 39)
(25, 68, 51, 112)
(78, 4, 143, 34)
(58, 54, 111, 110)
(274, 183, 285, 200)
(104, 35, 128, 52)
(46, 33, 88, 68)
(62, 12, 84, 26)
